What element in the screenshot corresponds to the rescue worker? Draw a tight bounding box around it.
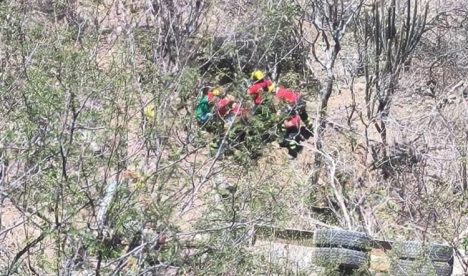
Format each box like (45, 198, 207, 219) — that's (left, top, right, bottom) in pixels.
(247, 70, 277, 141)
(216, 96, 249, 123)
(274, 86, 312, 130)
(215, 94, 235, 121)
(195, 87, 225, 154)
(195, 86, 223, 124)
(225, 100, 249, 150)
(247, 70, 276, 107)
(211, 96, 250, 157)
(208, 93, 237, 156)
(207, 86, 223, 104)
(279, 112, 304, 158)
(273, 86, 313, 158)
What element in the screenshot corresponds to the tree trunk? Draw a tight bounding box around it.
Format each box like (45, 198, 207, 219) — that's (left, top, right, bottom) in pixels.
(310, 74, 334, 186)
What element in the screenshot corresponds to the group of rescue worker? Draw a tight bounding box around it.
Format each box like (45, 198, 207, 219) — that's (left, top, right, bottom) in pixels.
(195, 70, 313, 158)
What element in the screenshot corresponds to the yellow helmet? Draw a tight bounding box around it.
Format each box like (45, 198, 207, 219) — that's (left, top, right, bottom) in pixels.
(212, 89, 221, 96)
(144, 103, 156, 120)
(251, 70, 265, 81)
(211, 87, 223, 96)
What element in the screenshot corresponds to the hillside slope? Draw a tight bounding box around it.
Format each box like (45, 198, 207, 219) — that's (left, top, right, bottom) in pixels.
(0, 0, 466, 274)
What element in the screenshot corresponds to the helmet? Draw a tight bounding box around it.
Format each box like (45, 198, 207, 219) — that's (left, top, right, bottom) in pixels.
(251, 70, 265, 81)
(211, 87, 223, 96)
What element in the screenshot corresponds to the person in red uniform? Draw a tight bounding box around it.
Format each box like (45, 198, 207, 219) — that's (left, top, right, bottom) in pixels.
(274, 86, 311, 129)
(198, 87, 233, 154)
(279, 113, 304, 158)
(247, 70, 275, 106)
(207, 86, 223, 103)
(215, 95, 235, 119)
(211, 96, 249, 156)
(274, 86, 313, 158)
(216, 97, 249, 124)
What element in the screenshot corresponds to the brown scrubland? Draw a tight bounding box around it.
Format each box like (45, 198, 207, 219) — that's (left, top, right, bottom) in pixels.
(0, 0, 466, 274)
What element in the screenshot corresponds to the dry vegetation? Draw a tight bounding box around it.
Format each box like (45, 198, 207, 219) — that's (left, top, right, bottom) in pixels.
(0, 0, 467, 275)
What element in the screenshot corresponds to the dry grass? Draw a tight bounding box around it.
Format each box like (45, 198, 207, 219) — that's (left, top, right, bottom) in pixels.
(0, 0, 467, 274)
